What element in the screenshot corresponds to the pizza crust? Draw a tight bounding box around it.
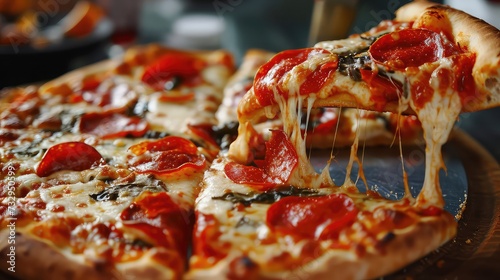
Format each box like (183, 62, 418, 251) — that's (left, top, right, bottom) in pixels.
(187, 211, 456, 280)
(38, 59, 119, 95)
(236, 77, 407, 125)
(395, 0, 500, 112)
(0, 230, 181, 280)
(0, 230, 113, 280)
(288, 213, 457, 280)
(216, 49, 275, 125)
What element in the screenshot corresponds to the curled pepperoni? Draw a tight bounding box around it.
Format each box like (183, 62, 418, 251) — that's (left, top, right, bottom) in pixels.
(369, 28, 460, 70)
(253, 48, 336, 107)
(79, 112, 149, 139)
(128, 136, 205, 176)
(141, 53, 206, 91)
(266, 193, 358, 240)
(36, 142, 103, 177)
(120, 192, 190, 255)
(224, 130, 298, 190)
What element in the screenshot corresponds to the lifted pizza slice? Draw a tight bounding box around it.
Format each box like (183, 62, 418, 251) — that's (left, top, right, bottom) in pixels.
(216, 49, 424, 150)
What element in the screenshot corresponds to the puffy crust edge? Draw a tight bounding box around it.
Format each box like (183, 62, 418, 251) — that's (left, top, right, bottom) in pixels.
(217, 49, 275, 124)
(396, 1, 500, 111)
(236, 86, 409, 125)
(286, 212, 457, 280)
(38, 58, 119, 94)
(0, 230, 178, 280)
(187, 212, 456, 280)
(0, 230, 113, 280)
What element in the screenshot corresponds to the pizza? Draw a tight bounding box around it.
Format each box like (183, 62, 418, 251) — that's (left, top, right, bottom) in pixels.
(1, 1, 499, 279)
(216, 49, 424, 149)
(0, 44, 234, 279)
(191, 1, 500, 279)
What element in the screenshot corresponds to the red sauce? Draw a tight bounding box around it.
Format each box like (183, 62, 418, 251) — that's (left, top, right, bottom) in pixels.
(79, 112, 149, 139)
(408, 53, 476, 110)
(419, 205, 443, 216)
(452, 54, 477, 108)
(50, 205, 65, 212)
(407, 67, 434, 110)
(0, 131, 19, 144)
(360, 69, 403, 111)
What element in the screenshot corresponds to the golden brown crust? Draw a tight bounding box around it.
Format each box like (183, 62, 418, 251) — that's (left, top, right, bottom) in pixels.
(0, 230, 179, 280)
(187, 212, 456, 280)
(38, 58, 119, 95)
(217, 49, 275, 124)
(0, 230, 113, 280)
(289, 212, 457, 280)
(237, 83, 409, 125)
(396, 1, 500, 112)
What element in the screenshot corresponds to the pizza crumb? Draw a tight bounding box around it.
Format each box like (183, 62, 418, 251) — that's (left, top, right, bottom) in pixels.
(465, 239, 472, 244)
(436, 259, 445, 268)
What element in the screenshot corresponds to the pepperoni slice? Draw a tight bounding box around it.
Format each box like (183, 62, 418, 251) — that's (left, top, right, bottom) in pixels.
(253, 48, 336, 107)
(79, 112, 149, 139)
(36, 142, 103, 177)
(224, 130, 298, 190)
(192, 212, 228, 263)
(369, 28, 460, 70)
(266, 193, 358, 240)
(120, 192, 190, 255)
(128, 136, 206, 175)
(141, 53, 206, 91)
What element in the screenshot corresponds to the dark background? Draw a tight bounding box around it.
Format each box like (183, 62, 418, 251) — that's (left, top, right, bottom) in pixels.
(1, 0, 499, 163)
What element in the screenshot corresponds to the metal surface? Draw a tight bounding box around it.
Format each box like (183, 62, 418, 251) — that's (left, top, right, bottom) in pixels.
(308, 0, 359, 45)
(310, 137, 468, 217)
(310, 129, 500, 278)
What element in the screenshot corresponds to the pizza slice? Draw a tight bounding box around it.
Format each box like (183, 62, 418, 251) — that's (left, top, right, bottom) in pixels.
(216, 49, 423, 149)
(236, 1, 500, 124)
(1, 134, 207, 279)
(189, 1, 500, 279)
(229, 0, 500, 205)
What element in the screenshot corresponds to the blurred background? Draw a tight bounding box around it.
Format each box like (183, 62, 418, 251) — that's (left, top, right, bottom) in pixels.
(1, 0, 499, 160)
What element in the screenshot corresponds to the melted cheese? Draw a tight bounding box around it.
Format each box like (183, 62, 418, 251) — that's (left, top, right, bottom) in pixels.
(147, 84, 221, 133)
(145, 64, 230, 133)
(409, 59, 462, 208)
(314, 36, 371, 55)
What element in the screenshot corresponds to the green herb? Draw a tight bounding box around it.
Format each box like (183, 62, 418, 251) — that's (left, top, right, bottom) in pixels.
(212, 186, 319, 207)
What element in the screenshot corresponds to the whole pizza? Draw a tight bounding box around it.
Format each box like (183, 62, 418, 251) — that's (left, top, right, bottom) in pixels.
(1, 1, 499, 279)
